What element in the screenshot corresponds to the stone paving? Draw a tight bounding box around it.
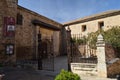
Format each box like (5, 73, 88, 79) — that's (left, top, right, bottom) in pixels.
(0, 56, 117, 80)
(1, 67, 54, 80)
(0, 56, 68, 80)
(80, 75, 117, 80)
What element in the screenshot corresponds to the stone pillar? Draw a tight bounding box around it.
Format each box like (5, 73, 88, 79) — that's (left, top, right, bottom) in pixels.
(96, 34, 107, 77)
(53, 31, 60, 56)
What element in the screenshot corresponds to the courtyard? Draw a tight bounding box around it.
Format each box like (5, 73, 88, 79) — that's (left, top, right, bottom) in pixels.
(0, 56, 117, 80)
(0, 56, 68, 80)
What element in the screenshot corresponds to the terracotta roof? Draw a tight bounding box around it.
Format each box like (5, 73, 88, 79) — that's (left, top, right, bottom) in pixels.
(63, 10, 120, 26)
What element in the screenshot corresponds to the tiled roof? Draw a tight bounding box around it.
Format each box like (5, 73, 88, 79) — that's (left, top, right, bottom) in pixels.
(63, 10, 120, 26)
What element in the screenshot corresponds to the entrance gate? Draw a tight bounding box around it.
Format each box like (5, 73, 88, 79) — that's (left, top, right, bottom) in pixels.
(70, 40, 97, 63)
(66, 29, 97, 73)
(38, 33, 54, 71)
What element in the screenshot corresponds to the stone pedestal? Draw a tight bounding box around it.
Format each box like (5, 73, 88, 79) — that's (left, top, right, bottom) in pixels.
(96, 34, 107, 78)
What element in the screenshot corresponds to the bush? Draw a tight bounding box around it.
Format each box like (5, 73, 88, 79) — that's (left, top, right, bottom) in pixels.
(71, 36, 87, 44)
(55, 69, 81, 80)
(87, 27, 120, 57)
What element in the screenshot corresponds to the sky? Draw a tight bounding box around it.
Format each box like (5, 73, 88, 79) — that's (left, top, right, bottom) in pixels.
(18, 0, 120, 23)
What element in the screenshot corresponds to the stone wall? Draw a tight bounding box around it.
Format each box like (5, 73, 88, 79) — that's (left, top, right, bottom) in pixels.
(0, 0, 62, 63)
(16, 6, 62, 60)
(105, 44, 116, 62)
(0, 0, 17, 63)
(65, 12, 120, 36)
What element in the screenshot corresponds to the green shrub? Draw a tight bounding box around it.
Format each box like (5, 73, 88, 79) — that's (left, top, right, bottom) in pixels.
(71, 36, 87, 44)
(87, 27, 120, 57)
(55, 69, 81, 80)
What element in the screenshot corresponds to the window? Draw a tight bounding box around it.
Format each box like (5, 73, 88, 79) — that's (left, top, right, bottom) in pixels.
(17, 13, 23, 25)
(82, 25, 87, 32)
(98, 21, 104, 29)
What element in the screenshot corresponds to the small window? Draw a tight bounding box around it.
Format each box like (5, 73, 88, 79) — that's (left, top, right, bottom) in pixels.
(98, 21, 104, 29)
(17, 13, 23, 25)
(82, 25, 87, 32)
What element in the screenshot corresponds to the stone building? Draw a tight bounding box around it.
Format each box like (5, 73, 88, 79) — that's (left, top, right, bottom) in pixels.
(16, 6, 62, 60)
(0, 0, 18, 63)
(64, 10, 120, 36)
(63, 10, 120, 60)
(0, 0, 63, 65)
(0, 0, 120, 68)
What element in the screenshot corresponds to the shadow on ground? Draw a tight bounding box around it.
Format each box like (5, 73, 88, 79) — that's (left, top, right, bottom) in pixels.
(0, 56, 68, 80)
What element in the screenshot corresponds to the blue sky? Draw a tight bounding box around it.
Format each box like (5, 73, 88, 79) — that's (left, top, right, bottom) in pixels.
(18, 0, 120, 23)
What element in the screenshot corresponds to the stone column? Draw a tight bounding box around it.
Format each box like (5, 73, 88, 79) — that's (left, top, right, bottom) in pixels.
(53, 31, 60, 56)
(96, 34, 107, 78)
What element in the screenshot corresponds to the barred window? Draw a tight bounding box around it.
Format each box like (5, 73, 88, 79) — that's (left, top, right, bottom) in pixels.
(17, 13, 23, 25)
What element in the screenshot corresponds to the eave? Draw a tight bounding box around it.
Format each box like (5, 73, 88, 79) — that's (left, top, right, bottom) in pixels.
(32, 19, 61, 31)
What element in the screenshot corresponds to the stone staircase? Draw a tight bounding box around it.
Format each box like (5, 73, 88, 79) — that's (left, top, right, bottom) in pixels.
(71, 63, 117, 80)
(71, 63, 97, 76)
(80, 76, 117, 80)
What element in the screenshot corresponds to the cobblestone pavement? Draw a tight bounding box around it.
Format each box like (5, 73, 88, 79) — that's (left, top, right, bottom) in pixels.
(0, 56, 68, 80)
(1, 67, 54, 80)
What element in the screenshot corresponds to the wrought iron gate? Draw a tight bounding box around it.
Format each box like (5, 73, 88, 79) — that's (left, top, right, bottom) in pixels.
(66, 29, 97, 71)
(70, 41, 97, 63)
(38, 33, 54, 71)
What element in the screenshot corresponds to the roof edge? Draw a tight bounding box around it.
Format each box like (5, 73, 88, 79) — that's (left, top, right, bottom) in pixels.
(63, 10, 120, 26)
(32, 19, 61, 31)
(17, 5, 63, 26)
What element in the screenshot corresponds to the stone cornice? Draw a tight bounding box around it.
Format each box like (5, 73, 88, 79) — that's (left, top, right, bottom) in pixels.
(32, 19, 61, 31)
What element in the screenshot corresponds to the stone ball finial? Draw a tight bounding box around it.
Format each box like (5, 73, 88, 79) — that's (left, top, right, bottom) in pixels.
(97, 34, 103, 41)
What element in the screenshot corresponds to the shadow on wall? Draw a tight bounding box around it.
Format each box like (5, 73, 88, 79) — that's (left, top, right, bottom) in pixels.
(16, 46, 33, 60)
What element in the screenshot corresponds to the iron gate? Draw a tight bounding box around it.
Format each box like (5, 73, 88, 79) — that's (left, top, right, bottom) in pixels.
(70, 41, 97, 63)
(66, 30, 97, 71)
(38, 33, 54, 71)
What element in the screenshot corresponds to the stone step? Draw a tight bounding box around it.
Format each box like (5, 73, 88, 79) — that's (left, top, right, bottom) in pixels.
(80, 76, 117, 80)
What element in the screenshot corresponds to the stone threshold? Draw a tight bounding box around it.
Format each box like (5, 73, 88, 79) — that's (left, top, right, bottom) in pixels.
(80, 76, 116, 80)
